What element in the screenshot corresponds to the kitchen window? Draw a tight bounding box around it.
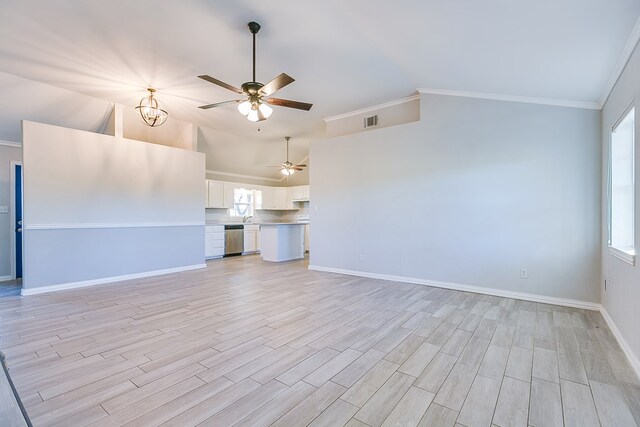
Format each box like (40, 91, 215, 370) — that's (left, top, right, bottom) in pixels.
(229, 187, 259, 219)
(609, 106, 636, 265)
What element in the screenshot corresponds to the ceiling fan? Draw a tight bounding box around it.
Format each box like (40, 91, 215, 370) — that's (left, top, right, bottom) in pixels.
(268, 137, 307, 176)
(197, 21, 313, 122)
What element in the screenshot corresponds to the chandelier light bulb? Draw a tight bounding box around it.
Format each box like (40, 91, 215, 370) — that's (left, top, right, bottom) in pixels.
(237, 100, 252, 116)
(247, 108, 259, 122)
(258, 102, 273, 118)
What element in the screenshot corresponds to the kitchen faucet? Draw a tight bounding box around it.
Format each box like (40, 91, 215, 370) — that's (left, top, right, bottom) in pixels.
(243, 215, 253, 223)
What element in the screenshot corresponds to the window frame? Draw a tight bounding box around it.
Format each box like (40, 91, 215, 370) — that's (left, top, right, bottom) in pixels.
(228, 187, 259, 219)
(608, 103, 636, 266)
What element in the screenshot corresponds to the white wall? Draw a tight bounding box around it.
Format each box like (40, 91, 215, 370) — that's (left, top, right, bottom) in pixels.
(601, 40, 640, 373)
(0, 144, 21, 279)
(0, 71, 112, 143)
(22, 121, 206, 290)
(310, 94, 601, 303)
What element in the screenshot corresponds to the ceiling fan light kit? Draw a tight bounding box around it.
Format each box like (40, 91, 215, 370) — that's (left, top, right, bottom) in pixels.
(135, 88, 168, 127)
(198, 21, 313, 122)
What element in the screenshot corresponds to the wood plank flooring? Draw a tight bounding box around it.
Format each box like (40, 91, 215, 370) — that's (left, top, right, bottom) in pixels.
(0, 255, 638, 426)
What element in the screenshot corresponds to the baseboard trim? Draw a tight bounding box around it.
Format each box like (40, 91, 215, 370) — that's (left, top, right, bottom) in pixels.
(0, 275, 12, 282)
(307, 265, 601, 311)
(20, 264, 206, 296)
(24, 222, 204, 230)
(599, 307, 640, 381)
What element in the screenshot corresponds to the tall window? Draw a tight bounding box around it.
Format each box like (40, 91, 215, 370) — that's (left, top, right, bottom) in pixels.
(609, 106, 635, 263)
(229, 187, 257, 218)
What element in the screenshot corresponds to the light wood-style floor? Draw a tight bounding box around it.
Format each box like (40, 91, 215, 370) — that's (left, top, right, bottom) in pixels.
(0, 256, 638, 427)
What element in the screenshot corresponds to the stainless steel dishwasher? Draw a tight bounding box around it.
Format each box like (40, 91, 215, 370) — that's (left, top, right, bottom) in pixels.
(224, 224, 244, 256)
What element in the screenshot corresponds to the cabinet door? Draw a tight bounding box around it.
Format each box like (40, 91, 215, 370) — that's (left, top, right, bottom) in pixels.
(274, 188, 288, 209)
(261, 186, 275, 209)
(290, 186, 303, 200)
(244, 230, 257, 252)
(223, 182, 236, 209)
(205, 232, 215, 257)
(302, 185, 310, 200)
(207, 180, 224, 208)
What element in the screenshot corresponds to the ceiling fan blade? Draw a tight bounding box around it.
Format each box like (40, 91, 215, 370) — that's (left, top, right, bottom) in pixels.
(294, 164, 307, 168)
(266, 98, 313, 111)
(198, 99, 241, 110)
(198, 75, 244, 94)
(291, 167, 304, 171)
(257, 107, 266, 122)
(260, 73, 295, 96)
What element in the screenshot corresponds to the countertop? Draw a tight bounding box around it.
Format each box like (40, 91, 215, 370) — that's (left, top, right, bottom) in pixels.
(258, 222, 307, 226)
(205, 221, 308, 226)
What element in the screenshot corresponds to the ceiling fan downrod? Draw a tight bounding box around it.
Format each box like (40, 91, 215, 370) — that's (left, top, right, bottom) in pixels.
(248, 21, 261, 83)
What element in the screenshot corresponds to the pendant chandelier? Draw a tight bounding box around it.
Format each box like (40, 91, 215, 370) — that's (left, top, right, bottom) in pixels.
(135, 88, 168, 127)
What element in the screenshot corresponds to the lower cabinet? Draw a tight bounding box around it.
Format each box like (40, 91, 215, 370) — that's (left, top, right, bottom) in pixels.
(304, 224, 310, 252)
(205, 225, 224, 259)
(244, 225, 260, 253)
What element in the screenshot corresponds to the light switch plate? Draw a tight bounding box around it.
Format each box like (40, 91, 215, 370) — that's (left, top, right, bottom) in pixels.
(0, 206, 8, 214)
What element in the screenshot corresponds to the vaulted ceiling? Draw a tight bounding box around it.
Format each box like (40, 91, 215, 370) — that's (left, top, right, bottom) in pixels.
(0, 0, 638, 180)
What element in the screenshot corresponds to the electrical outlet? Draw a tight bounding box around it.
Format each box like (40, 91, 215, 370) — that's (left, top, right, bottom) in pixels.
(0, 206, 7, 214)
(520, 269, 528, 279)
(359, 254, 364, 262)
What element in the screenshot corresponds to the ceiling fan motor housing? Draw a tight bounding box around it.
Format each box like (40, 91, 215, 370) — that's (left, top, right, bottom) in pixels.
(241, 81, 264, 95)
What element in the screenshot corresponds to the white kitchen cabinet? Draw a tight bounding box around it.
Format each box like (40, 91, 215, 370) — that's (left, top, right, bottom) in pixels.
(206, 180, 224, 208)
(290, 185, 310, 202)
(205, 225, 224, 259)
(257, 186, 299, 211)
(205, 180, 235, 209)
(243, 224, 260, 253)
(304, 224, 310, 252)
(261, 186, 276, 209)
(274, 188, 288, 209)
(222, 182, 235, 209)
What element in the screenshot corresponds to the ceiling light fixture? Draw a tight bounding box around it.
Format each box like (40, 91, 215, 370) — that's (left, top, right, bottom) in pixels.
(237, 94, 274, 122)
(135, 88, 168, 127)
(281, 166, 295, 176)
(267, 136, 307, 176)
(197, 21, 312, 122)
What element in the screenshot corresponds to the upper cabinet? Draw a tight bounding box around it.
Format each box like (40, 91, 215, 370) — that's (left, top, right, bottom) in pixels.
(260, 187, 292, 210)
(206, 180, 234, 208)
(289, 185, 310, 202)
(275, 188, 288, 209)
(261, 186, 275, 209)
(206, 180, 307, 211)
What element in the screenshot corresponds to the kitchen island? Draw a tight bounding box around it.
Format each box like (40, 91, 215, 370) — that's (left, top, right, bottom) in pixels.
(259, 223, 305, 262)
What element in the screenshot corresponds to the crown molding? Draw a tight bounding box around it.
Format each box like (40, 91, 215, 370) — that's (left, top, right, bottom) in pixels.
(206, 169, 282, 183)
(418, 88, 601, 110)
(0, 140, 21, 148)
(599, 15, 640, 108)
(324, 94, 420, 122)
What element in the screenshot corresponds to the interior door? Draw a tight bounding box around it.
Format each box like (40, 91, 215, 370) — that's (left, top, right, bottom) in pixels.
(14, 164, 22, 279)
